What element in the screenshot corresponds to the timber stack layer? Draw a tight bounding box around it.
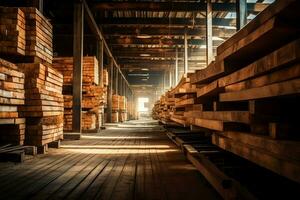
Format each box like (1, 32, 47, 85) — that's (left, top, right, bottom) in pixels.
(0, 7, 53, 65)
(0, 7, 61, 148)
(53, 56, 107, 132)
(119, 95, 127, 122)
(18, 63, 63, 146)
(0, 59, 25, 145)
(0, 7, 26, 56)
(153, 0, 300, 183)
(111, 94, 119, 123)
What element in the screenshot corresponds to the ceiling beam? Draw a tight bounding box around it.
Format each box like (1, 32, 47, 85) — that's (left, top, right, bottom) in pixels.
(102, 27, 235, 38)
(91, 2, 268, 12)
(107, 38, 223, 46)
(98, 18, 235, 27)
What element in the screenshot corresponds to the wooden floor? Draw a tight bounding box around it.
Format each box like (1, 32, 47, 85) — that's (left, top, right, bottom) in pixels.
(0, 120, 220, 200)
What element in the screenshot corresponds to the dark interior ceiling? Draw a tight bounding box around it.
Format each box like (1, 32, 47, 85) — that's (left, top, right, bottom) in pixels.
(0, 0, 274, 91)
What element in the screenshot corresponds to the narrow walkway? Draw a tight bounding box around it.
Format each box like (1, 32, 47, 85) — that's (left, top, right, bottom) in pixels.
(0, 120, 220, 200)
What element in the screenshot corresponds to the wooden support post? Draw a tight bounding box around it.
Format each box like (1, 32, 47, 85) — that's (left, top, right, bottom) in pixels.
(98, 39, 104, 87)
(107, 57, 113, 122)
(169, 69, 172, 88)
(175, 47, 179, 85)
(236, 0, 247, 30)
(115, 67, 119, 96)
(206, 0, 214, 66)
(72, 0, 83, 135)
(184, 30, 188, 74)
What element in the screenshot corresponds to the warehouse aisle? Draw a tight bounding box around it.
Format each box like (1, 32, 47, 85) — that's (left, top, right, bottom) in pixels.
(0, 120, 220, 200)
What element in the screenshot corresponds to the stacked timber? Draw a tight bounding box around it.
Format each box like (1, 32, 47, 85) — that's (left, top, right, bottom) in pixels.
(111, 94, 119, 123)
(18, 63, 63, 147)
(0, 58, 25, 145)
(154, 0, 300, 183)
(53, 56, 106, 131)
(0, 7, 26, 56)
(118, 95, 127, 122)
(22, 7, 53, 64)
(153, 93, 175, 124)
(103, 69, 108, 86)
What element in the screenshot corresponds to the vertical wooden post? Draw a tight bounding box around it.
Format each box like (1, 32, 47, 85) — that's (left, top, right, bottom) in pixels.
(98, 39, 104, 87)
(184, 30, 188, 74)
(107, 57, 113, 122)
(206, 0, 214, 66)
(236, 0, 247, 30)
(72, 0, 83, 134)
(175, 47, 178, 85)
(169, 69, 172, 88)
(97, 39, 104, 128)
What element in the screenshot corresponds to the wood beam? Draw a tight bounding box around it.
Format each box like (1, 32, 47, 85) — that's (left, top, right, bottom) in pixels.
(92, 2, 268, 12)
(107, 38, 217, 46)
(184, 30, 188, 74)
(72, 0, 84, 134)
(236, 0, 248, 30)
(107, 57, 113, 122)
(175, 48, 179, 85)
(98, 18, 234, 27)
(206, 0, 214, 66)
(97, 39, 104, 87)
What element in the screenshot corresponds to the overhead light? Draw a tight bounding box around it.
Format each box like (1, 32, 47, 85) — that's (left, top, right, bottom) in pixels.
(200, 45, 206, 49)
(137, 35, 152, 39)
(128, 73, 149, 77)
(141, 68, 149, 71)
(140, 54, 151, 57)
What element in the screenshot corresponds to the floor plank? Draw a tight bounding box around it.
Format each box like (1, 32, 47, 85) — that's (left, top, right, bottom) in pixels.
(0, 120, 220, 200)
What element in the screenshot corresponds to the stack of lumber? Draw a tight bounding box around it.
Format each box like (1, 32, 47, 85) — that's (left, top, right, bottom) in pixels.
(0, 58, 25, 145)
(53, 56, 106, 131)
(22, 7, 53, 65)
(18, 63, 64, 147)
(53, 57, 99, 85)
(111, 94, 120, 123)
(0, 7, 26, 56)
(118, 95, 127, 122)
(103, 69, 108, 86)
(152, 93, 175, 124)
(155, 0, 300, 183)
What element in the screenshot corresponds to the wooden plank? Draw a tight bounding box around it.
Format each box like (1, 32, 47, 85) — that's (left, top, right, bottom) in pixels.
(194, 118, 249, 132)
(219, 131, 300, 162)
(212, 133, 300, 183)
(220, 78, 300, 102)
(217, 0, 299, 54)
(225, 63, 300, 92)
(218, 39, 300, 87)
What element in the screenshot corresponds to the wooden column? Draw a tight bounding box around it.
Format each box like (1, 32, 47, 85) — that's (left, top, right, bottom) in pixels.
(97, 39, 104, 87)
(175, 48, 179, 85)
(169, 69, 172, 88)
(72, 0, 84, 134)
(115, 67, 119, 95)
(96, 39, 104, 128)
(184, 30, 188, 74)
(236, 0, 247, 30)
(107, 57, 113, 122)
(206, 0, 214, 66)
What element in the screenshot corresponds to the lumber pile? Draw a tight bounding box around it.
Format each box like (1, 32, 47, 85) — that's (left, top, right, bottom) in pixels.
(22, 7, 53, 64)
(0, 7, 53, 65)
(53, 56, 107, 131)
(118, 95, 127, 122)
(0, 7, 26, 56)
(154, 0, 300, 183)
(0, 58, 25, 145)
(18, 63, 64, 146)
